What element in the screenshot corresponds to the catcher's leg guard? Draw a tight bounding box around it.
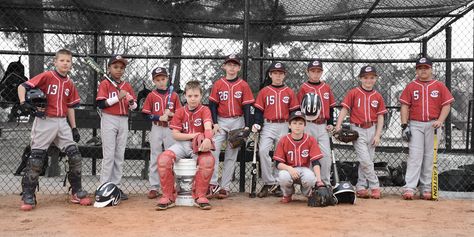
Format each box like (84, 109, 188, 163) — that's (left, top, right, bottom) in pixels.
(21, 149, 47, 211)
(65, 145, 91, 205)
(193, 152, 215, 199)
(157, 150, 176, 201)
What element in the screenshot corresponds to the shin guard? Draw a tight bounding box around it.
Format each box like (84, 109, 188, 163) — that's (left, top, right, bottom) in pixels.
(158, 150, 177, 201)
(65, 145, 84, 194)
(193, 152, 215, 199)
(21, 149, 47, 205)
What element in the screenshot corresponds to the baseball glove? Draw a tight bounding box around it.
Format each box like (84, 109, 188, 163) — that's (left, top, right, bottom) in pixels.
(192, 133, 215, 154)
(334, 128, 359, 143)
(308, 185, 337, 207)
(227, 128, 251, 149)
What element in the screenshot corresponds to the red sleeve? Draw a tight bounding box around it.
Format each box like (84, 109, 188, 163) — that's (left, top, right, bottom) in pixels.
(25, 71, 48, 88)
(341, 90, 353, 110)
(127, 83, 136, 100)
(241, 82, 255, 105)
(67, 83, 81, 107)
(209, 80, 220, 103)
(440, 84, 454, 106)
(288, 89, 299, 110)
(328, 86, 336, 107)
(96, 80, 109, 101)
(376, 94, 388, 115)
(309, 137, 323, 161)
(169, 109, 183, 131)
(202, 106, 213, 124)
(297, 87, 304, 104)
(254, 89, 265, 111)
(172, 92, 182, 110)
(273, 137, 287, 163)
(399, 85, 412, 105)
(141, 94, 153, 114)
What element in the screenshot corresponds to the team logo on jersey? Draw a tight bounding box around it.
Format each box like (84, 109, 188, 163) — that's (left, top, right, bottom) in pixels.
(234, 91, 242, 99)
(323, 92, 329, 100)
(371, 100, 379, 108)
(430, 90, 439, 98)
(168, 102, 174, 109)
(282, 96, 290, 104)
(194, 118, 202, 127)
(301, 149, 309, 158)
(65, 89, 70, 96)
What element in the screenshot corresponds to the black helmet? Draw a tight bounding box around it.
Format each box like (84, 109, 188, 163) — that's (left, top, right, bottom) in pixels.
(333, 181, 356, 204)
(301, 93, 321, 121)
(93, 182, 121, 208)
(26, 88, 47, 108)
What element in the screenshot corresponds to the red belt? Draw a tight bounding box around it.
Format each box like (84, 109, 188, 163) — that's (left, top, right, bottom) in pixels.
(265, 119, 288, 123)
(153, 121, 168, 127)
(311, 118, 327, 124)
(353, 122, 374, 129)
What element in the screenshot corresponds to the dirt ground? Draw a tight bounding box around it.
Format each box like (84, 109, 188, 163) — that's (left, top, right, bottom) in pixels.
(0, 193, 473, 237)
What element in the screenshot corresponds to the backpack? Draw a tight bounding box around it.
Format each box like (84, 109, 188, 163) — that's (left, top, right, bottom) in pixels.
(0, 59, 28, 103)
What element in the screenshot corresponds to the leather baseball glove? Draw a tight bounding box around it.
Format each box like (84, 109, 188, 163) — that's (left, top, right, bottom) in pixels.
(227, 128, 251, 149)
(334, 128, 359, 143)
(308, 185, 337, 207)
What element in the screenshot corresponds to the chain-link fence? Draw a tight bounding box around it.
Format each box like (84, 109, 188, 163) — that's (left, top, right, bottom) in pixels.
(0, 1, 473, 199)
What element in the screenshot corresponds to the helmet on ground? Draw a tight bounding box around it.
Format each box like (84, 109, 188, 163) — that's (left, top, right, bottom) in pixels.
(301, 93, 321, 121)
(333, 181, 356, 204)
(93, 182, 121, 208)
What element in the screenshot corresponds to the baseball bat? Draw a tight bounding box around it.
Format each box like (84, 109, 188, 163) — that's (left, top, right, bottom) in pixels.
(329, 137, 340, 186)
(85, 56, 121, 91)
(249, 132, 259, 198)
(431, 129, 439, 201)
(167, 64, 177, 109)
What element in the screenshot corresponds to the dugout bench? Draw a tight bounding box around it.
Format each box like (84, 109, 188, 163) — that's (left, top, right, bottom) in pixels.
(75, 109, 151, 179)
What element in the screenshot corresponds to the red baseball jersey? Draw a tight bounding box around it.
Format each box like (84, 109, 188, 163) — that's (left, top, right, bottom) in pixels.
(273, 133, 323, 168)
(25, 71, 80, 117)
(399, 79, 454, 122)
(141, 90, 182, 119)
(341, 87, 387, 124)
(254, 85, 299, 120)
(96, 79, 136, 116)
(209, 77, 255, 117)
(169, 104, 213, 135)
(297, 82, 336, 120)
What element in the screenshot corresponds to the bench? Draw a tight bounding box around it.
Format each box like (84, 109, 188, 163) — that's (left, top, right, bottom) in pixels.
(75, 109, 151, 179)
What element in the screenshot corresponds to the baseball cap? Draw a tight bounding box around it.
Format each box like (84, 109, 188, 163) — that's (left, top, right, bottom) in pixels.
(307, 60, 323, 71)
(151, 67, 168, 78)
(268, 62, 286, 73)
(224, 54, 241, 65)
(289, 110, 306, 124)
(416, 57, 432, 68)
(108, 55, 128, 66)
(358, 65, 377, 77)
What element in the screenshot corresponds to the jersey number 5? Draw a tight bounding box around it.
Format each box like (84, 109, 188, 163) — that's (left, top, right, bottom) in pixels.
(413, 90, 419, 100)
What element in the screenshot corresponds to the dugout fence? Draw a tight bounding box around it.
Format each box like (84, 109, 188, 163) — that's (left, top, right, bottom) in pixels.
(0, 0, 473, 198)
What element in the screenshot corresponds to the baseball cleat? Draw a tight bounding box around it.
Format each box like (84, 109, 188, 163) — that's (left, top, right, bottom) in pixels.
(280, 195, 292, 204)
(356, 189, 370, 199)
(422, 192, 432, 200)
(402, 190, 414, 200)
(194, 197, 212, 210)
(370, 188, 381, 199)
(156, 197, 175, 211)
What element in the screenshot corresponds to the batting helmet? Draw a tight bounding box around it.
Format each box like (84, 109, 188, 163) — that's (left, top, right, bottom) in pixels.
(26, 88, 47, 108)
(333, 181, 356, 204)
(301, 93, 321, 121)
(93, 182, 121, 208)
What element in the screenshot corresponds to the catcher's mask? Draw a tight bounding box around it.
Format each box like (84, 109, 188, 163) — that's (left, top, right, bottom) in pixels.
(26, 88, 47, 117)
(301, 93, 321, 121)
(94, 182, 121, 208)
(333, 181, 356, 204)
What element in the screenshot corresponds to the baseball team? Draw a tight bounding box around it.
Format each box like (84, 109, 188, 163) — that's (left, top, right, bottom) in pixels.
(16, 48, 453, 211)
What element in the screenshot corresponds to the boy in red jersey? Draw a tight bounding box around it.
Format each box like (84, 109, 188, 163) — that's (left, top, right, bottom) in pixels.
(335, 66, 387, 199)
(17, 49, 91, 211)
(142, 66, 182, 199)
(399, 57, 453, 200)
(297, 59, 336, 185)
(273, 111, 324, 203)
(156, 80, 215, 210)
(96, 55, 137, 200)
(252, 62, 299, 198)
(208, 54, 254, 199)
